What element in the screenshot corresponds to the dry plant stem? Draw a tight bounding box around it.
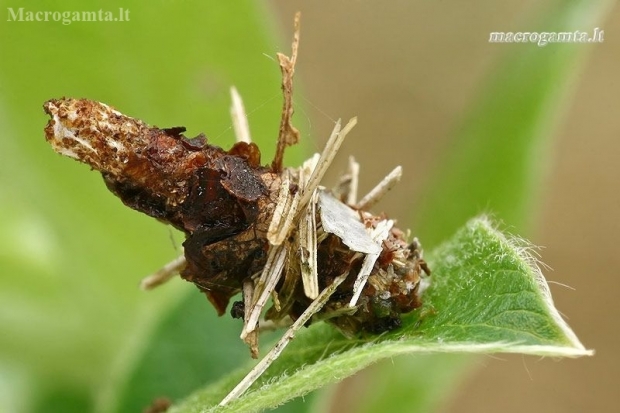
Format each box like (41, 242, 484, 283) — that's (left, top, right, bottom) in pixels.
(242, 245, 288, 339)
(139, 255, 186, 290)
(297, 156, 320, 299)
(270, 289, 282, 312)
(219, 271, 350, 406)
(230, 87, 252, 144)
(267, 171, 297, 245)
(355, 166, 402, 210)
(246, 118, 357, 340)
(297, 118, 358, 212)
(299, 190, 319, 299)
(269, 184, 301, 246)
(271, 11, 301, 172)
(349, 219, 394, 306)
(242, 280, 259, 358)
(346, 156, 360, 205)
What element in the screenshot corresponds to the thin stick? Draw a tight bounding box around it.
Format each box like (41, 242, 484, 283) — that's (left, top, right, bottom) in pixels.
(242, 280, 259, 358)
(220, 271, 349, 406)
(348, 220, 394, 307)
(346, 156, 360, 205)
(268, 118, 357, 253)
(241, 245, 288, 339)
(271, 193, 301, 246)
(267, 171, 298, 245)
(272, 12, 301, 172)
(298, 118, 357, 211)
(230, 87, 251, 144)
(355, 166, 402, 210)
(139, 255, 186, 290)
(299, 190, 319, 299)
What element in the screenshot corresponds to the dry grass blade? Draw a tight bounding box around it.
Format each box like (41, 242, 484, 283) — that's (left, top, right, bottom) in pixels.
(241, 245, 288, 340)
(297, 118, 357, 212)
(219, 271, 350, 406)
(242, 280, 259, 358)
(139, 255, 186, 290)
(346, 156, 360, 205)
(299, 190, 319, 299)
(355, 166, 402, 210)
(267, 171, 300, 246)
(230, 86, 251, 144)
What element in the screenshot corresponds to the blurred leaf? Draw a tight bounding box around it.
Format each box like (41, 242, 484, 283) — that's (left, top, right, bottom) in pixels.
(166, 218, 590, 413)
(0, 1, 307, 412)
(417, 0, 615, 246)
(336, 1, 613, 412)
(113, 287, 317, 413)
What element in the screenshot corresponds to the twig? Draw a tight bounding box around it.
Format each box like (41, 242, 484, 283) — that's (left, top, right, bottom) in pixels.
(272, 12, 301, 172)
(220, 271, 349, 406)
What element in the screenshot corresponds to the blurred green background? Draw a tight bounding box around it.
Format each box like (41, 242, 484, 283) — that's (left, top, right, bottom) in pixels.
(0, 0, 617, 412)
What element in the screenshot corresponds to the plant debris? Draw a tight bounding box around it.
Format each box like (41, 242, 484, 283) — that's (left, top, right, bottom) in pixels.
(43, 12, 429, 405)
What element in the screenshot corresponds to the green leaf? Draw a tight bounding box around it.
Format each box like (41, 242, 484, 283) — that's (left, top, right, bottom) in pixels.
(166, 217, 590, 413)
(344, 1, 613, 411)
